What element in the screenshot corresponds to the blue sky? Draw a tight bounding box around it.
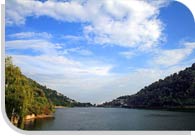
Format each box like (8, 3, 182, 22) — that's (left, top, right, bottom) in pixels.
(5, 0, 195, 104)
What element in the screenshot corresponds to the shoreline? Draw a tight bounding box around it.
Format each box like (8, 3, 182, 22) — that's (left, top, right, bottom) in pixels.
(54, 106, 67, 109)
(25, 114, 54, 120)
(98, 106, 195, 112)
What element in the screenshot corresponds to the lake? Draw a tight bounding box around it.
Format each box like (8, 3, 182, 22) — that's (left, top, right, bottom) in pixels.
(24, 107, 195, 130)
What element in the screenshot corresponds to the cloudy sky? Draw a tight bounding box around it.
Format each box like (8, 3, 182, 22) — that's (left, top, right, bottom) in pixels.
(5, 0, 195, 104)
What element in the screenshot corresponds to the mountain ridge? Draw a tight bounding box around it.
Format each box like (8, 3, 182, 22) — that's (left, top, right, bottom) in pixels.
(99, 63, 195, 110)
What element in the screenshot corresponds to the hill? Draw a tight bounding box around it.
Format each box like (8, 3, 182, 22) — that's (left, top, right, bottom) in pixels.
(27, 78, 94, 107)
(27, 78, 77, 107)
(100, 63, 195, 110)
(5, 57, 92, 128)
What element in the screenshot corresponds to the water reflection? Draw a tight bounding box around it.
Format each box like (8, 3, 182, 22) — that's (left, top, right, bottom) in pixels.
(24, 117, 55, 130)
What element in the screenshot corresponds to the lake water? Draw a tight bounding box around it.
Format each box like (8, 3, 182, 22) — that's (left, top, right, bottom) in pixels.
(24, 107, 195, 130)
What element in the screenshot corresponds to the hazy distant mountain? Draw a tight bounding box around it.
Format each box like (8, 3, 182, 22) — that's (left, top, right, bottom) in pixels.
(100, 63, 195, 110)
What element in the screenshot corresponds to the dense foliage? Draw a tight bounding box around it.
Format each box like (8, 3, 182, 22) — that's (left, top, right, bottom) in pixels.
(101, 63, 195, 109)
(27, 78, 77, 107)
(27, 78, 94, 107)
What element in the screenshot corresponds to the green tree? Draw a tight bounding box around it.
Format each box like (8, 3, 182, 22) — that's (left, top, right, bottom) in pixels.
(5, 57, 54, 129)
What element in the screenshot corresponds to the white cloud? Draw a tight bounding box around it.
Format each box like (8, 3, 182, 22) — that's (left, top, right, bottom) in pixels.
(6, 39, 60, 55)
(62, 35, 83, 41)
(119, 51, 136, 59)
(8, 32, 52, 39)
(6, 0, 168, 49)
(61, 47, 93, 56)
(83, 0, 166, 49)
(6, 39, 113, 77)
(77, 49, 93, 56)
(152, 42, 195, 67)
(11, 54, 112, 77)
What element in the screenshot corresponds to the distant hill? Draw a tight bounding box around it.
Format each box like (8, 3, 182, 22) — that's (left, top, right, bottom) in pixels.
(100, 63, 195, 110)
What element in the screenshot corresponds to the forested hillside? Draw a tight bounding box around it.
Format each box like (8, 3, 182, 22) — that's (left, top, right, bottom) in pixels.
(5, 57, 92, 128)
(101, 63, 195, 109)
(5, 57, 53, 127)
(27, 78, 77, 107)
(27, 79, 94, 107)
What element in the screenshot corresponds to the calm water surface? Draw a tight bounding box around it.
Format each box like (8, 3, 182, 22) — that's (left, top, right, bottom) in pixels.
(24, 107, 195, 130)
